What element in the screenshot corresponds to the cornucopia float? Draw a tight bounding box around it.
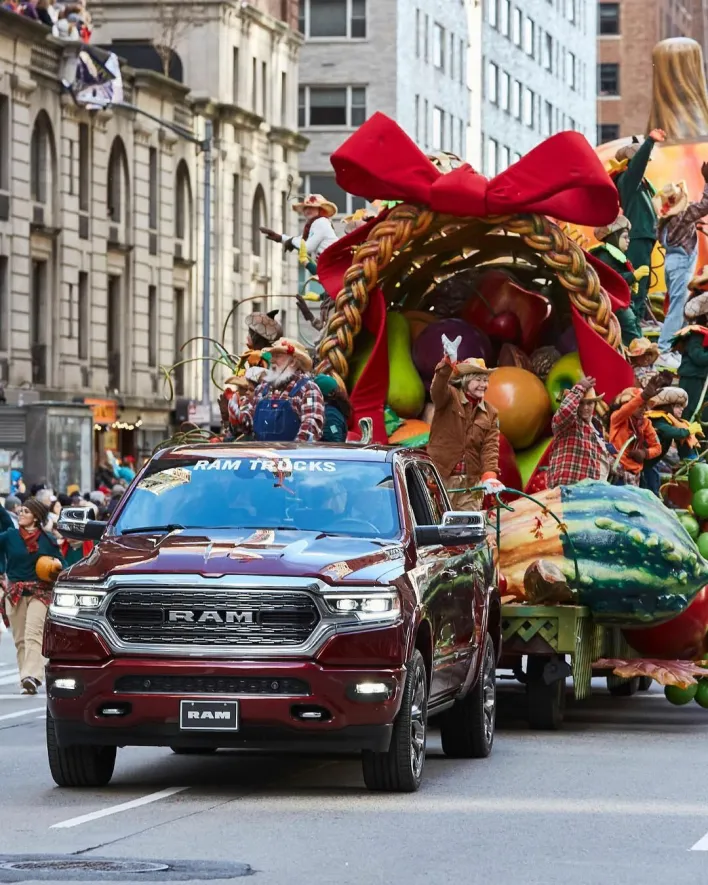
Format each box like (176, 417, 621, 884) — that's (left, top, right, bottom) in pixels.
(312, 110, 708, 689)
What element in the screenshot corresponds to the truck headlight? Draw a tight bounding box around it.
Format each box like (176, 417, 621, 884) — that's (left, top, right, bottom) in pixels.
(50, 588, 106, 618)
(324, 591, 400, 623)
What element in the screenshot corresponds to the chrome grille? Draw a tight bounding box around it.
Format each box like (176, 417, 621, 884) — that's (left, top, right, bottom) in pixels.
(106, 589, 320, 647)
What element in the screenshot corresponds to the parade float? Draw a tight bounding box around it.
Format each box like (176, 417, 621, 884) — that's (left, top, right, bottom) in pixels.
(312, 111, 708, 726)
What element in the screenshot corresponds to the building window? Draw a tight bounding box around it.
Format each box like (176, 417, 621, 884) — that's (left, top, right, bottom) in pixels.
(148, 284, 158, 368)
(30, 112, 53, 204)
(543, 100, 553, 136)
(598, 62, 619, 96)
(173, 288, 184, 396)
(566, 0, 576, 23)
(523, 87, 534, 127)
(252, 184, 268, 257)
(566, 51, 576, 90)
(423, 98, 429, 146)
(107, 137, 129, 225)
(251, 57, 257, 112)
(512, 79, 521, 119)
(299, 86, 366, 127)
(0, 256, 7, 352)
(416, 8, 421, 57)
(31, 261, 46, 353)
(300, 0, 366, 39)
(0, 94, 8, 192)
(148, 147, 158, 230)
(523, 16, 535, 57)
(486, 138, 498, 176)
(232, 174, 240, 250)
(512, 7, 521, 45)
(597, 123, 620, 143)
(500, 70, 510, 112)
(458, 118, 465, 155)
(487, 61, 499, 104)
(459, 38, 465, 83)
(261, 61, 267, 117)
(599, 3, 620, 35)
(500, 145, 511, 171)
(433, 22, 445, 70)
(78, 271, 89, 361)
(232, 47, 239, 103)
(432, 106, 444, 149)
(280, 72, 288, 126)
(415, 93, 420, 141)
(175, 161, 191, 243)
(543, 32, 553, 71)
(500, 0, 510, 36)
(302, 173, 365, 215)
(78, 123, 90, 214)
(449, 32, 455, 80)
(487, 0, 497, 28)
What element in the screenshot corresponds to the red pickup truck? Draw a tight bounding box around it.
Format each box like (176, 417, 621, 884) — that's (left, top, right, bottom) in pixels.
(47, 444, 501, 792)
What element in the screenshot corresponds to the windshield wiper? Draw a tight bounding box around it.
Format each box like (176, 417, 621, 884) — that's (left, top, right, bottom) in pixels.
(120, 524, 185, 535)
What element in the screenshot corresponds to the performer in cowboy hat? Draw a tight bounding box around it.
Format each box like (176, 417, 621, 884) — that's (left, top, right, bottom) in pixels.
(644, 386, 702, 495)
(655, 161, 708, 365)
(260, 193, 339, 274)
(427, 335, 503, 511)
(547, 378, 610, 487)
(590, 214, 650, 345)
(626, 336, 660, 389)
(228, 338, 325, 442)
(608, 372, 671, 486)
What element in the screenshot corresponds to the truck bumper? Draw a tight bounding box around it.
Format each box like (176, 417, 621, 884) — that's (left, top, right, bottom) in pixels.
(46, 657, 406, 754)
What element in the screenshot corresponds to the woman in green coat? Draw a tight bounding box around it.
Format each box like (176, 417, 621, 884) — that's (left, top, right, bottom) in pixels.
(675, 275, 708, 423)
(591, 215, 651, 346)
(0, 498, 65, 694)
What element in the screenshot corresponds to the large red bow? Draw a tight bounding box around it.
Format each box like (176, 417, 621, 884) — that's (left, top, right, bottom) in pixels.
(331, 112, 620, 226)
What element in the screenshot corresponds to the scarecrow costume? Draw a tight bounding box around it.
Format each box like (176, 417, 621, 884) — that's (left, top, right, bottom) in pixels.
(275, 194, 339, 275)
(590, 214, 649, 345)
(228, 338, 325, 442)
(644, 386, 700, 495)
(547, 383, 610, 487)
(610, 133, 663, 326)
(674, 269, 708, 422)
(609, 384, 663, 486)
(627, 336, 660, 389)
(427, 353, 501, 512)
(655, 167, 708, 356)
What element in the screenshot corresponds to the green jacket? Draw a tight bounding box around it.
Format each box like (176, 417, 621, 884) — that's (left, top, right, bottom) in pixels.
(0, 506, 65, 583)
(614, 137, 658, 240)
(678, 331, 708, 380)
(647, 416, 691, 465)
(590, 243, 635, 286)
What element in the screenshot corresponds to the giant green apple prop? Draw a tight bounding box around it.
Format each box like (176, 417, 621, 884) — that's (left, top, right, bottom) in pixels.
(516, 437, 553, 489)
(545, 352, 584, 413)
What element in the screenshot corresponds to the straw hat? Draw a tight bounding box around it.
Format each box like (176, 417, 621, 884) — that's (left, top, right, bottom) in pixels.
(650, 386, 688, 409)
(292, 194, 338, 218)
(689, 265, 708, 292)
(627, 337, 659, 361)
(685, 290, 708, 321)
(594, 214, 631, 242)
(614, 387, 643, 407)
(653, 182, 689, 219)
(580, 386, 604, 404)
(264, 338, 313, 372)
(454, 358, 495, 376)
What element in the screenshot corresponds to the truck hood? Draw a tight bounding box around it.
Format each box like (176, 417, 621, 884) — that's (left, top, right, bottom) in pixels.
(63, 529, 407, 586)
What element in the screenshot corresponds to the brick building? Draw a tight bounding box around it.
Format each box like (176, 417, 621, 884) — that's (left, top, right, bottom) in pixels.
(597, 0, 708, 143)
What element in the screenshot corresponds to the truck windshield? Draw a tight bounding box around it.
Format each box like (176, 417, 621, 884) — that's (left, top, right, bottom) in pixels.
(112, 455, 400, 539)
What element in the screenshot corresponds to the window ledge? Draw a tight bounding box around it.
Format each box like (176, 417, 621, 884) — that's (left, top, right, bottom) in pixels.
(304, 37, 368, 43)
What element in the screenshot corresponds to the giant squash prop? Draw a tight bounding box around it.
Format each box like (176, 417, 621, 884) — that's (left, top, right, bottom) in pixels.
(498, 482, 708, 627)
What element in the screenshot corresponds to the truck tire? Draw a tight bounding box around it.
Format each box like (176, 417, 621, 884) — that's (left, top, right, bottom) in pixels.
(361, 649, 427, 793)
(46, 711, 116, 787)
(440, 633, 496, 759)
(527, 656, 566, 730)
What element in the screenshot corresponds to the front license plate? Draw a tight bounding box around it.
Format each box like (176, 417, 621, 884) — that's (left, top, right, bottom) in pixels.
(179, 700, 239, 731)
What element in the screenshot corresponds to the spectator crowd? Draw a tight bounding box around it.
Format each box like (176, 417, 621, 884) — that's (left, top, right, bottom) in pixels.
(2, 0, 92, 42)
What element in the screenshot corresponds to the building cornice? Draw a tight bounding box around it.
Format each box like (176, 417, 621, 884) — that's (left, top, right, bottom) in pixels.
(268, 126, 309, 152)
(132, 70, 191, 103)
(215, 103, 264, 131)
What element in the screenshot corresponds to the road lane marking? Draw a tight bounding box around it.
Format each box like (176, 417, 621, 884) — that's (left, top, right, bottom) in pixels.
(0, 706, 44, 722)
(0, 673, 21, 686)
(690, 831, 708, 850)
(51, 787, 190, 829)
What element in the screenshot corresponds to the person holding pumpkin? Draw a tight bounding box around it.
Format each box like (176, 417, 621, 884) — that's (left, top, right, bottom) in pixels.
(644, 387, 701, 496)
(608, 372, 671, 486)
(427, 334, 503, 511)
(0, 497, 65, 695)
(674, 270, 708, 423)
(590, 214, 649, 345)
(655, 162, 708, 365)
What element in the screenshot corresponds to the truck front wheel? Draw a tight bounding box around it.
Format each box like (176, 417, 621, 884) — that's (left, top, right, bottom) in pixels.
(361, 649, 427, 793)
(46, 712, 116, 787)
(440, 632, 496, 758)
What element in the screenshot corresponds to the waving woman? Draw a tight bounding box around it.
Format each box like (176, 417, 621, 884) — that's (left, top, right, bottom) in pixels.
(0, 498, 65, 694)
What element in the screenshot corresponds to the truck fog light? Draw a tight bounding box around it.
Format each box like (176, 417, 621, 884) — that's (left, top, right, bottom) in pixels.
(54, 678, 77, 691)
(348, 681, 394, 702)
(49, 676, 83, 697)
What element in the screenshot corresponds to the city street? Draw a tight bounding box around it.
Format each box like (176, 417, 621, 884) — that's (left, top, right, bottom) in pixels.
(0, 636, 707, 885)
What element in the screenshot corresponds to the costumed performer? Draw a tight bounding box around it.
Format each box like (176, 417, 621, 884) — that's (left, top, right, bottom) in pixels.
(610, 129, 665, 329)
(608, 372, 670, 486)
(547, 378, 610, 487)
(675, 268, 708, 422)
(260, 193, 339, 276)
(644, 386, 701, 496)
(590, 214, 649, 345)
(313, 374, 351, 442)
(426, 334, 503, 511)
(246, 309, 282, 351)
(218, 367, 266, 441)
(228, 338, 324, 442)
(655, 161, 708, 364)
(627, 337, 660, 389)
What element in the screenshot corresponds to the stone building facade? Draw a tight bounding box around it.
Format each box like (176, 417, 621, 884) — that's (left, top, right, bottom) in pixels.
(597, 0, 708, 142)
(481, 0, 597, 174)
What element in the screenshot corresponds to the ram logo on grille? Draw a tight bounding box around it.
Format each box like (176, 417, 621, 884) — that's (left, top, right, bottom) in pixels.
(167, 610, 255, 625)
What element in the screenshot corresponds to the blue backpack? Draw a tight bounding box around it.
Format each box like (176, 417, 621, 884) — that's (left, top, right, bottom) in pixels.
(252, 379, 308, 441)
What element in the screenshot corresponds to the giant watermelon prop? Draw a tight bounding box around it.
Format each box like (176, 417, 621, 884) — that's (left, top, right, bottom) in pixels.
(498, 481, 708, 627)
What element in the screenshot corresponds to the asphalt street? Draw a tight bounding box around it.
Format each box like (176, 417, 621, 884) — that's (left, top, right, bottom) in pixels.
(0, 628, 707, 885)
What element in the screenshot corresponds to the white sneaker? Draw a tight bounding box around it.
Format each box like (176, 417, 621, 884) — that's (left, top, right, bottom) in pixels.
(656, 352, 681, 370)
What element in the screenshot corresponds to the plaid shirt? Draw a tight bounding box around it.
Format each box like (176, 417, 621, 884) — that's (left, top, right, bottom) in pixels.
(547, 385, 608, 487)
(660, 183, 708, 253)
(229, 372, 325, 442)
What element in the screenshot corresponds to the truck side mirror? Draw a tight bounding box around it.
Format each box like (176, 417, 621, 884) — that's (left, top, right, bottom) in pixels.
(57, 508, 107, 542)
(415, 524, 486, 548)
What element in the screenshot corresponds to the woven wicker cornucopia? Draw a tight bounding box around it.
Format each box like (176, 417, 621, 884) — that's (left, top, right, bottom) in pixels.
(315, 205, 624, 393)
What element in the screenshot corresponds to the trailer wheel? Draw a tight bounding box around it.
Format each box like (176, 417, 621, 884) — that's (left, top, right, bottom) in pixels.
(607, 676, 640, 697)
(526, 656, 566, 730)
(638, 676, 653, 691)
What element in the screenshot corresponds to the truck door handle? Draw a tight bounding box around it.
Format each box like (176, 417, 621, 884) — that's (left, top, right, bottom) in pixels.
(460, 564, 475, 575)
(440, 569, 456, 581)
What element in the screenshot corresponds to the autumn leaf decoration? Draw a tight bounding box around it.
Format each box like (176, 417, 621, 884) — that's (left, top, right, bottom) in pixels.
(594, 658, 708, 688)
